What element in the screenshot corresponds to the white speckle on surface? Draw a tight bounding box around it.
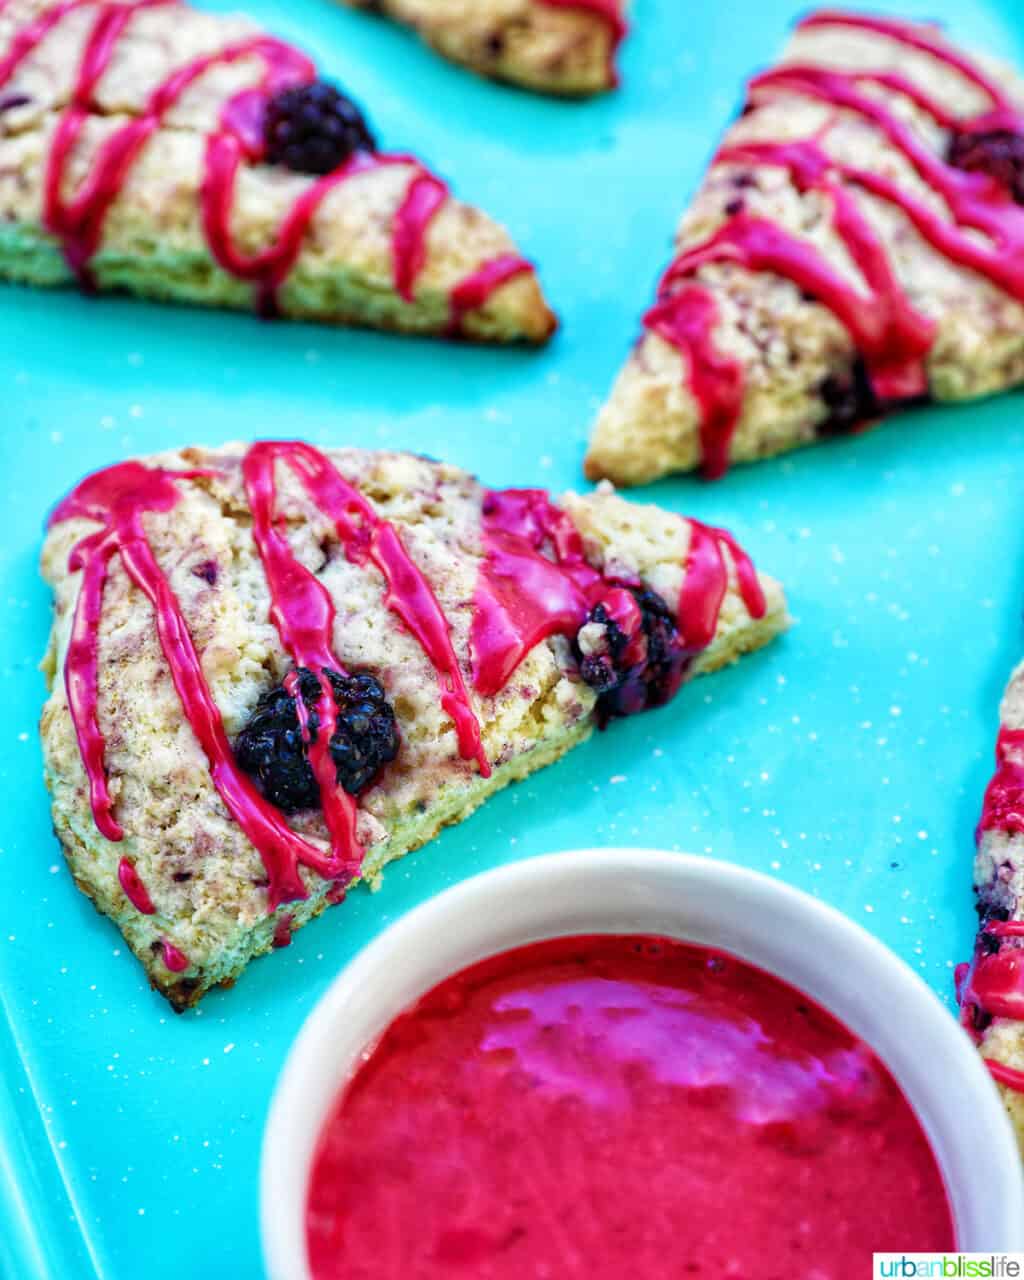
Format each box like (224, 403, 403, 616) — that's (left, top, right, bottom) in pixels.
(609, 775, 627, 784)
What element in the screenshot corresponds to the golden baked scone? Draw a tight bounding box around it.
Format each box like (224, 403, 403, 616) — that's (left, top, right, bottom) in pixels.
(40, 441, 788, 1010)
(958, 660, 1024, 1154)
(586, 9, 1024, 484)
(339, 0, 627, 96)
(0, 0, 555, 340)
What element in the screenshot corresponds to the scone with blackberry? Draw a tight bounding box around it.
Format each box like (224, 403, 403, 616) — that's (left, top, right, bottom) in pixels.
(0, 0, 554, 340)
(586, 10, 1024, 484)
(958, 659, 1024, 1153)
(40, 441, 787, 1010)
(339, 0, 626, 96)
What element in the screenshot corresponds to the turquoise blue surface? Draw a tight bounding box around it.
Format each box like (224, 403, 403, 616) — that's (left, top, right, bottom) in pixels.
(3, 0, 1024, 1274)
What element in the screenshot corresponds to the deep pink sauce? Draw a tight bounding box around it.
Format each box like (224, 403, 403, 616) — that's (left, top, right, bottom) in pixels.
(306, 935, 955, 1277)
(644, 8, 1024, 476)
(0, 0, 534, 322)
(536, 0, 627, 87)
(470, 487, 766, 694)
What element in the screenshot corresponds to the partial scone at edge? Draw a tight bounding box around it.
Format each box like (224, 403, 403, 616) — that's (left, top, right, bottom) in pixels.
(0, 0, 555, 341)
(340, 0, 623, 96)
(965, 658, 1024, 1154)
(40, 445, 786, 1010)
(585, 12, 1024, 485)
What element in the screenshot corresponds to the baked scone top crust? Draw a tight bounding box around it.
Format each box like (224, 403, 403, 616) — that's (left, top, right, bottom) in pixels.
(586, 9, 1024, 484)
(341, 0, 627, 97)
(0, 0, 555, 338)
(41, 442, 786, 1008)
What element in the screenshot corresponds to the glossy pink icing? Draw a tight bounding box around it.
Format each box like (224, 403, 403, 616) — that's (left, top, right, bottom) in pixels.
(978, 728, 1024, 838)
(643, 9, 1024, 476)
(0, 0, 535, 320)
(470, 487, 766, 695)
(161, 940, 189, 972)
(50, 444, 490, 911)
(244, 442, 487, 778)
(117, 856, 155, 914)
(52, 450, 769, 919)
(306, 935, 955, 1276)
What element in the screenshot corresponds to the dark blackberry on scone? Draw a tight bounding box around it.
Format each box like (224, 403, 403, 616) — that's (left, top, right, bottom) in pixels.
(264, 82, 376, 174)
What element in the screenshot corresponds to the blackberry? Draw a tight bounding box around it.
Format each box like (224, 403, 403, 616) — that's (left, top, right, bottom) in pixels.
(817, 358, 881, 436)
(575, 586, 686, 725)
(264, 81, 376, 176)
(947, 126, 1024, 204)
(235, 667, 399, 812)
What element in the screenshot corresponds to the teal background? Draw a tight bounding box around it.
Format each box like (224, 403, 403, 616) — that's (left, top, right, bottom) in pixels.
(2, 0, 1024, 1274)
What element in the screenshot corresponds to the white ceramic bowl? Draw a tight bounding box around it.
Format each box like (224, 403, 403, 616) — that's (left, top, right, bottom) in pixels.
(261, 849, 1024, 1278)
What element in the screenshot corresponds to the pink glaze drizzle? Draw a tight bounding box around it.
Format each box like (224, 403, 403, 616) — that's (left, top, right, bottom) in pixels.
(978, 728, 1024, 838)
(51, 444, 529, 916)
(643, 9, 1024, 476)
(643, 287, 743, 481)
(470, 488, 765, 695)
(986, 1059, 1024, 1092)
(243, 441, 487, 778)
(0, 0, 535, 320)
(117, 856, 155, 914)
(161, 940, 189, 972)
(448, 255, 534, 333)
(52, 452, 769, 918)
(50, 460, 358, 909)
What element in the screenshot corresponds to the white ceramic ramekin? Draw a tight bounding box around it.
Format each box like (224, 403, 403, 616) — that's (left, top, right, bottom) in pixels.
(261, 848, 1024, 1278)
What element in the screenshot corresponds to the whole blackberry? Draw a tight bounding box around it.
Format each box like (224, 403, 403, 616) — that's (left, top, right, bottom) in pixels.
(575, 587, 685, 725)
(947, 127, 1024, 204)
(264, 81, 376, 176)
(235, 667, 399, 812)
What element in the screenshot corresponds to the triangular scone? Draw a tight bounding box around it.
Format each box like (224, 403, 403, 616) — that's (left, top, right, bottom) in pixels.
(340, 0, 626, 97)
(586, 9, 1024, 484)
(40, 442, 787, 1010)
(959, 661, 1024, 1154)
(0, 0, 554, 341)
